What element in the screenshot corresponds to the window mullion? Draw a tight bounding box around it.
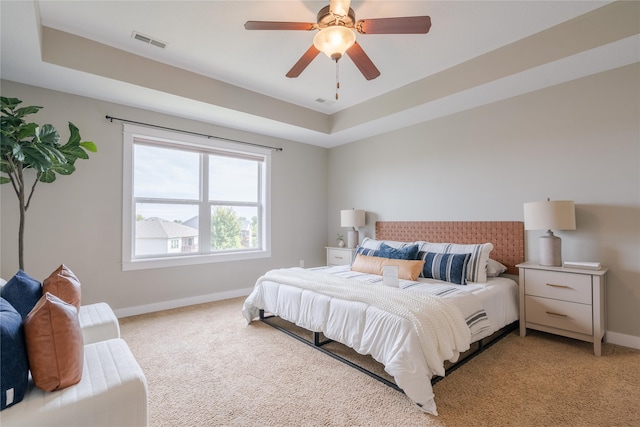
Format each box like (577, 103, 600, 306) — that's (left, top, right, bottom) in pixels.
(257, 161, 263, 250)
(200, 153, 210, 254)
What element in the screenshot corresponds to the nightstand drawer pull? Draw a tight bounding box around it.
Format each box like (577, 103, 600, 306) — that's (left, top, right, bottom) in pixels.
(334, 256, 344, 259)
(546, 283, 571, 289)
(546, 311, 568, 317)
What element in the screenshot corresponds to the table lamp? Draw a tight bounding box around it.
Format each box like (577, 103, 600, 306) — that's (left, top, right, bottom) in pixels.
(341, 209, 365, 249)
(523, 199, 576, 266)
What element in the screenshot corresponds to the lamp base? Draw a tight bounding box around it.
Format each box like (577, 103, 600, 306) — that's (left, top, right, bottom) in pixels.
(539, 231, 562, 267)
(347, 230, 359, 249)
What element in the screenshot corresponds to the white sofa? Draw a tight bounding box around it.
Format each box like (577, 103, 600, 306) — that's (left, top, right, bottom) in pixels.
(78, 302, 121, 344)
(0, 302, 148, 427)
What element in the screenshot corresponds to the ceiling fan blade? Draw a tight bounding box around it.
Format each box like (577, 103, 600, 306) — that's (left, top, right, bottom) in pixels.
(244, 21, 316, 31)
(356, 16, 431, 34)
(345, 42, 380, 80)
(286, 45, 321, 78)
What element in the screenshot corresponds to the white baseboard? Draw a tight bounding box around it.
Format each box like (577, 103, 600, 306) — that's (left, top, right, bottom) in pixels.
(113, 287, 254, 318)
(606, 330, 640, 350)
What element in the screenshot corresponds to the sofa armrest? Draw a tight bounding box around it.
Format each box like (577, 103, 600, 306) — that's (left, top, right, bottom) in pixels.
(79, 302, 120, 344)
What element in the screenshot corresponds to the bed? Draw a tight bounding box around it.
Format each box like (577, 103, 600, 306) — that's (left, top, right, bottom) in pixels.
(242, 221, 524, 415)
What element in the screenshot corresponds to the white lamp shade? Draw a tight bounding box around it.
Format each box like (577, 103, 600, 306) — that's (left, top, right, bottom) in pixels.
(523, 200, 576, 231)
(340, 209, 365, 228)
(313, 26, 356, 60)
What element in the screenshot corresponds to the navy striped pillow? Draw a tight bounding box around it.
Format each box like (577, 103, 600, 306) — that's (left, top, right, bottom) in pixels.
(355, 246, 378, 257)
(418, 251, 471, 285)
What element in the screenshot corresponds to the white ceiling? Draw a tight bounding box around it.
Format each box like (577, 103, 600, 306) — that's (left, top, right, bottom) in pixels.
(1, 1, 638, 148)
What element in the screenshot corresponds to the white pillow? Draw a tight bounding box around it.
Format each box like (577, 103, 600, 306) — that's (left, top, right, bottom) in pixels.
(487, 258, 508, 277)
(359, 237, 409, 250)
(416, 241, 493, 283)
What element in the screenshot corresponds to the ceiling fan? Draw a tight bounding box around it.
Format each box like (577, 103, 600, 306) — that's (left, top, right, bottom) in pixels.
(244, 0, 432, 81)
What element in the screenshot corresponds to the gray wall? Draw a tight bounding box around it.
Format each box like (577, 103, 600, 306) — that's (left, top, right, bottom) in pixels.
(1, 81, 328, 315)
(2, 63, 638, 344)
(328, 64, 640, 341)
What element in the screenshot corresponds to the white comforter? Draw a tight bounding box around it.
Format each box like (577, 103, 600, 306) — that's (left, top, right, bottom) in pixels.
(242, 266, 516, 416)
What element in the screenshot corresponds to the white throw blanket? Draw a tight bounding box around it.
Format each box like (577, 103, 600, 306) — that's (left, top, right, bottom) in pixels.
(244, 267, 471, 377)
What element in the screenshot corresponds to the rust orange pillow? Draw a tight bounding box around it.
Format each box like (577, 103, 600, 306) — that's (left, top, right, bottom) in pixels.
(24, 292, 84, 392)
(42, 264, 81, 311)
(351, 254, 424, 281)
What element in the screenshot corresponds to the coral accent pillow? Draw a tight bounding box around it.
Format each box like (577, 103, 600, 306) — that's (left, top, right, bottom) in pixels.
(43, 264, 81, 311)
(24, 292, 84, 392)
(351, 254, 424, 281)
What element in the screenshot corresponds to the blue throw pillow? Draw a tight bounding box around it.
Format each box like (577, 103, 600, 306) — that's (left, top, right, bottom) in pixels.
(418, 251, 471, 285)
(0, 270, 42, 320)
(377, 243, 419, 260)
(355, 246, 378, 257)
(0, 297, 29, 410)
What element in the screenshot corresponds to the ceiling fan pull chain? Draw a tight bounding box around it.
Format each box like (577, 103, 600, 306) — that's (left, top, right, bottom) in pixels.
(335, 59, 340, 100)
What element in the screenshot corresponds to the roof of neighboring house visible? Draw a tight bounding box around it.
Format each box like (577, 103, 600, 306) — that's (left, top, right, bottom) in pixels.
(136, 217, 198, 239)
(183, 216, 198, 229)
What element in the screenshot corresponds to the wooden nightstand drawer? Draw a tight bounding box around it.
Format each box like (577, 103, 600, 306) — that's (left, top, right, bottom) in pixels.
(524, 269, 592, 304)
(525, 295, 593, 335)
(326, 247, 355, 266)
(518, 262, 607, 356)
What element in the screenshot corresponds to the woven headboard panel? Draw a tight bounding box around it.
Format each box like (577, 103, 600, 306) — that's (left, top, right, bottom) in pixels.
(375, 221, 524, 275)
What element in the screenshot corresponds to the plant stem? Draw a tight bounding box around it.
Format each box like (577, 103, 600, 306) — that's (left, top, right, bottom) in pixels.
(16, 167, 26, 271)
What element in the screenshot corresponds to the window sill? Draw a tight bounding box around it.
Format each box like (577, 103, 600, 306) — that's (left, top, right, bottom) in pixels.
(122, 249, 271, 271)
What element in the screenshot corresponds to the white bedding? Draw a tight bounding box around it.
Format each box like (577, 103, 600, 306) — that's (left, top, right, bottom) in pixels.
(242, 266, 519, 416)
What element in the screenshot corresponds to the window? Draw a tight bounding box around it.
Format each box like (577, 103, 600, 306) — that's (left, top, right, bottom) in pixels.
(122, 124, 271, 270)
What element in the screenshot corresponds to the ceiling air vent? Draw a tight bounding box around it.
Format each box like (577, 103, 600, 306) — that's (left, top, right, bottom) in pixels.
(132, 31, 167, 49)
(315, 98, 334, 105)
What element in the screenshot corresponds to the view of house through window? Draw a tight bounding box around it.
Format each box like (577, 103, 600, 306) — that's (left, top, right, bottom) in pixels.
(123, 124, 271, 269)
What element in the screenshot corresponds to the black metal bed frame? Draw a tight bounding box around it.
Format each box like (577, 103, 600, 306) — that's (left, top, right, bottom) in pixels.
(259, 309, 518, 392)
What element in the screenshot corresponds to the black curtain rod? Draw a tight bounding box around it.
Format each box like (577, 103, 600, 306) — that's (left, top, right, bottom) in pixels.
(105, 115, 283, 152)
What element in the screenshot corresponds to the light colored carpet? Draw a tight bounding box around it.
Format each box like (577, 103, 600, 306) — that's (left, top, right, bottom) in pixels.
(119, 297, 640, 426)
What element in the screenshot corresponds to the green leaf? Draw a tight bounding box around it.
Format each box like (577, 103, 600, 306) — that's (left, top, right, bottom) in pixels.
(0, 176, 10, 184)
(80, 141, 98, 152)
(39, 170, 57, 183)
(11, 145, 26, 162)
(13, 105, 43, 119)
(64, 145, 89, 161)
(1, 134, 18, 153)
(53, 162, 75, 175)
(1, 117, 24, 133)
(21, 146, 53, 171)
(38, 145, 66, 165)
(64, 122, 81, 146)
(36, 124, 60, 145)
(16, 123, 38, 140)
(1, 97, 22, 111)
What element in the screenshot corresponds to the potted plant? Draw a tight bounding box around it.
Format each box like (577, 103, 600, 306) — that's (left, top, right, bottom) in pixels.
(0, 97, 97, 270)
(336, 234, 345, 247)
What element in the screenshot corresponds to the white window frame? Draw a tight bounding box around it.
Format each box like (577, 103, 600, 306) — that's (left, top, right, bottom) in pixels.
(122, 124, 271, 271)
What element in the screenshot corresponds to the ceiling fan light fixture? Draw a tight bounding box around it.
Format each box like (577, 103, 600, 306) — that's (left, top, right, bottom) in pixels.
(329, 0, 351, 18)
(313, 26, 356, 60)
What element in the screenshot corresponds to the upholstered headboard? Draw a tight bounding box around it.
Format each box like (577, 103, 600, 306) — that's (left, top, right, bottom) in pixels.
(375, 221, 524, 275)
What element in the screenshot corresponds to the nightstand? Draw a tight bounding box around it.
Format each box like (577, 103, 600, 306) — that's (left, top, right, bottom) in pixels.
(326, 247, 356, 266)
(517, 262, 608, 356)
